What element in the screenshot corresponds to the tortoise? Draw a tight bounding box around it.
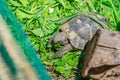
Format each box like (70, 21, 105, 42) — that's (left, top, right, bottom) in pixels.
(49, 12, 107, 58)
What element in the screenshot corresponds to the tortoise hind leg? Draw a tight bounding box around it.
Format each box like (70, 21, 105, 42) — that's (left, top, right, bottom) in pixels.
(53, 44, 73, 58)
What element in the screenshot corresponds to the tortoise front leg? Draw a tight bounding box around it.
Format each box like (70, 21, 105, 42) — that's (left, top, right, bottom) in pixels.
(53, 44, 73, 58)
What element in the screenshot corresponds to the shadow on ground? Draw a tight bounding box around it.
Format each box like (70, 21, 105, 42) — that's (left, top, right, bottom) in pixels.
(75, 51, 90, 80)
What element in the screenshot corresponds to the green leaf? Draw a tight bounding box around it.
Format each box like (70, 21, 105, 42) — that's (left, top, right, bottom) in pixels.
(68, 59, 76, 66)
(31, 28, 44, 37)
(86, 0, 96, 12)
(10, 0, 22, 6)
(58, 0, 66, 8)
(15, 9, 33, 20)
(63, 70, 71, 77)
(55, 66, 65, 72)
(65, 63, 72, 70)
(19, 0, 29, 6)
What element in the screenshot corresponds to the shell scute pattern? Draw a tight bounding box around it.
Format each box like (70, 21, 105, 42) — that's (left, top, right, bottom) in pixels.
(65, 15, 102, 49)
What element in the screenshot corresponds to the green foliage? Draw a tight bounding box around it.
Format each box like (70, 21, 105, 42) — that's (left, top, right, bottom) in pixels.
(52, 51, 81, 78)
(7, 0, 120, 79)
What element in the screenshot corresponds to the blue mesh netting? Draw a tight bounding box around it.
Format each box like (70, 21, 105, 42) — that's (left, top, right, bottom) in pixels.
(0, 0, 51, 80)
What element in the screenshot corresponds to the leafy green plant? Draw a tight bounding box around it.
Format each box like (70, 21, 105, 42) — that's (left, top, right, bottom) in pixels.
(7, 0, 120, 79)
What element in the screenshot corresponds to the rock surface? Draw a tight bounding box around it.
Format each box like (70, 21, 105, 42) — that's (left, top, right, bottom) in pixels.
(82, 29, 120, 80)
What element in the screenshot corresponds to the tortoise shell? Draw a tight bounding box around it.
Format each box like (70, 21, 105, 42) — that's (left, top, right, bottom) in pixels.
(49, 12, 108, 58)
(60, 12, 107, 50)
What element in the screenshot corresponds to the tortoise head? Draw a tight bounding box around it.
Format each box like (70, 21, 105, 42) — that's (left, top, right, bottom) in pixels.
(53, 32, 68, 45)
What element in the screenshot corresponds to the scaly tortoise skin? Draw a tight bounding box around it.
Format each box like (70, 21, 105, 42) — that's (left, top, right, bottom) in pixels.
(50, 12, 107, 58)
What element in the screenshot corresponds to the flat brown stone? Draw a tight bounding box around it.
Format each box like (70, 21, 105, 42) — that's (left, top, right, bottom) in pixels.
(82, 29, 120, 80)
